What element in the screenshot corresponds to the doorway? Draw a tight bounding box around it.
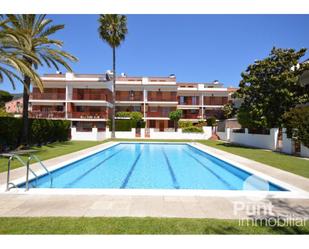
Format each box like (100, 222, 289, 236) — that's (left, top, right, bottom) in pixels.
(159, 121, 164, 132)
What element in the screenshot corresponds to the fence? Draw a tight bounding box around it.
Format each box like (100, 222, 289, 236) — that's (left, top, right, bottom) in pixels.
(217, 127, 309, 158)
(71, 126, 213, 141)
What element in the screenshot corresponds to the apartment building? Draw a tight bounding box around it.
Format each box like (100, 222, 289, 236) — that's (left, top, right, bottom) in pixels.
(29, 72, 236, 132)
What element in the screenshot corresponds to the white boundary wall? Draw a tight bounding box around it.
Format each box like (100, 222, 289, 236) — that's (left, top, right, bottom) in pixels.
(148, 126, 212, 140)
(217, 128, 231, 141)
(300, 144, 309, 157)
(229, 128, 279, 151)
(71, 126, 213, 141)
(281, 128, 309, 158)
(71, 127, 107, 141)
(115, 128, 136, 139)
(282, 128, 293, 155)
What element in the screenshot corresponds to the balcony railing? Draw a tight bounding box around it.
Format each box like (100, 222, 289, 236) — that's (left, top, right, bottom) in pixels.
(146, 112, 170, 117)
(116, 96, 143, 101)
(72, 94, 109, 101)
(147, 96, 177, 102)
(182, 113, 201, 119)
(68, 112, 107, 119)
(29, 111, 65, 119)
(31, 93, 65, 100)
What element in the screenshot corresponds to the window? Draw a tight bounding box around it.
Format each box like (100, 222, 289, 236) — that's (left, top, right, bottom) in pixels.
(149, 107, 157, 112)
(149, 120, 156, 128)
(179, 96, 185, 104)
(133, 106, 141, 112)
(192, 96, 197, 105)
(76, 106, 85, 112)
(56, 106, 64, 112)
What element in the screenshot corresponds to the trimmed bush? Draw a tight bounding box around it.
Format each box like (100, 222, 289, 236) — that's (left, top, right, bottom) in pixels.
(206, 116, 217, 127)
(108, 119, 145, 131)
(0, 117, 71, 151)
(195, 120, 207, 127)
(283, 106, 309, 147)
(0, 117, 22, 151)
(178, 121, 193, 128)
(182, 126, 203, 133)
(115, 111, 131, 118)
(130, 112, 143, 121)
(116, 111, 143, 121)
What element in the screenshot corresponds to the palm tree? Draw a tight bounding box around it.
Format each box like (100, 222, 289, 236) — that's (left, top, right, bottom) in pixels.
(2, 15, 78, 147)
(0, 18, 42, 91)
(98, 14, 128, 138)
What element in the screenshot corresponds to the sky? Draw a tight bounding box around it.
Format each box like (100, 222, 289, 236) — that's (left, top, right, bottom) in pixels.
(1, 14, 309, 93)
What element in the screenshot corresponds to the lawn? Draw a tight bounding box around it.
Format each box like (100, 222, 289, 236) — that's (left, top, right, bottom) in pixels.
(0, 140, 105, 173)
(198, 140, 309, 179)
(115, 139, 309, 178)
(0, 217, 308, 234)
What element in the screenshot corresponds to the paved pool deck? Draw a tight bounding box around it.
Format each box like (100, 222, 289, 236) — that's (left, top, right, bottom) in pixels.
(0, 141, 309, 219)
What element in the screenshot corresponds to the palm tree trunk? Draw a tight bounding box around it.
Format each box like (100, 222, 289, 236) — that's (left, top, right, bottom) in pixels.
(21, 74, 31, 147)
(111, 46, 116, 138)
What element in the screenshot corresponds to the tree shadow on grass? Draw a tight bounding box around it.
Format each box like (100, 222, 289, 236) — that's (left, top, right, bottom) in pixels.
(245, 198, 309, 234)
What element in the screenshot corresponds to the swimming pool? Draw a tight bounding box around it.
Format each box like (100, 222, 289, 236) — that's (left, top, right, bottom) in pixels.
(20, 143, 287, 191)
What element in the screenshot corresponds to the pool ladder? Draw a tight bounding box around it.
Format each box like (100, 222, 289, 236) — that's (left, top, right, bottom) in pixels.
(6, 153, 53, 191)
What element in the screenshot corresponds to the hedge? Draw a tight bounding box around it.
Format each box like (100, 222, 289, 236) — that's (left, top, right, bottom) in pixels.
(108, 119, 145, 131)
(206, 116, 217, 126)
(115, 111, 143, 121)
(182, 126, 203, 133)
(178, 121, 193, 128)
(0, 117, 71, 151)
(283, 106, 309, 147)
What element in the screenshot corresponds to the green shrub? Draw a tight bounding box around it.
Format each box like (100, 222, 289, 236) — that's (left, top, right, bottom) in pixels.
(108, 119, 145, 131)
(0, 107, 12, 117)
(0, 117, 22, 150)
(182, 126, 203, 133)
(196, 119, 207, 127)
(206, 116, 217, 127)
(0, 117, 70, 151)
(116, 111, 143, 121)
(283, 106, 309, 147)
(130, 112, 143, 121)
(115, 111, 131, 118)
(178, 121, 193, 128)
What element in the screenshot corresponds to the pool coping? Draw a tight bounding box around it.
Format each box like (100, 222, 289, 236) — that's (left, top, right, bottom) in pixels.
(0, 141, 308, 199)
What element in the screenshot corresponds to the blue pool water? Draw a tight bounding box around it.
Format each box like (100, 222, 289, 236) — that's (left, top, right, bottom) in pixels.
(20, 143, 287, 191)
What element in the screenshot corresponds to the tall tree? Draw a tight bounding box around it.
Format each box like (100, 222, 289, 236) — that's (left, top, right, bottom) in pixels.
(3, 15, 78, 147)
(0, 19, 42, 91)
(169, 110, 182, 131)
(98, 14, 128, 138)
(235, 47, 309, 128)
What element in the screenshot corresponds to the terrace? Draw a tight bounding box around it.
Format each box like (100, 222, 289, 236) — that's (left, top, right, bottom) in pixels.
(72, 89, 111, 101)
(31, 88, 66, 100)
(147, 91, 177, 102)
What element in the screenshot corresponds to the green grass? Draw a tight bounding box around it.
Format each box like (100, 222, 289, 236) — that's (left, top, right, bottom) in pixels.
(197, 140, 309, 178)
(0, 140, 105, 173)
(0, 217, 308, 234)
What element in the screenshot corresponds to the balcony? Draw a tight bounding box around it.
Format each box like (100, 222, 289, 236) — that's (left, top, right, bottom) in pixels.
(68, 112, 108, 119)
(146, 112, 170, 118)
(204, 97, 228, 106)
(29, 111, 65, 119)
(178, 96, 200, 105)
(116, 95, 143, 101)
(182, 113, 201, 119)
(147, 92, 177, 102)
(31, 93, 65, 100)
(72, 93, 109, 101)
